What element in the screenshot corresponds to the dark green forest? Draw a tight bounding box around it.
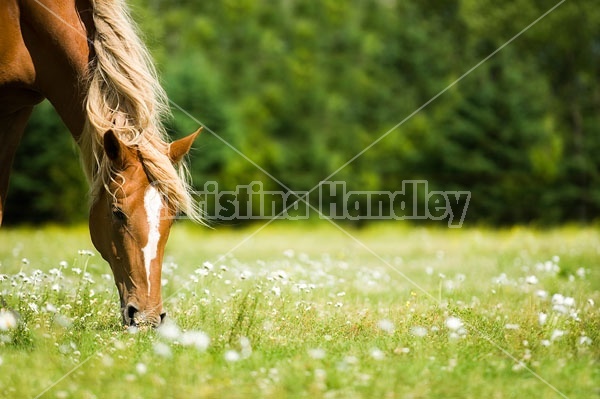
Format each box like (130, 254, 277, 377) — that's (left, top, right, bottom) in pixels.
(5, 0, 600, 225)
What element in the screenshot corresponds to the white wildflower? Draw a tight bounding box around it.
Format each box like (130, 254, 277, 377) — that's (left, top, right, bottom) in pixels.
(538, 312, 548, 325)
(239, 270, 252, 280)
(0, 310, 17, 331)
(525, 275, 538, 285)
(55, 314, 72, 328)
(283, 249, 295, 258)
(512, 361, 526, 372)
(394, 347, 410, 354)
(343, 355, 359, 365)
(578, 336, 592, 346)
(126, 326, 138, 335)
(551, 293, 564, 304)
(448, 332, 462, 340)
(377, 319, 395, 334)
(535, 290, 548, 299)
(551, 294, 575, 315)
(445, 316, 463, 331)
(410, 326, 428, 337)
(224, 350, 241, 362)
(492, 273, 510, 285)
(444, 280, 456, 291)
(370, 348, 385, 361)
(113, 340, 125, 351)
(308, 348, 326, 360)
(563, 297, 575, 307)
(157, 320, 181, 341)
(551, 329, 565, 341)
(136, 363, 147, 375)
(553, 304, 568, 315)
(180, 331, 210, 351)
(240, 336, 252, 359)
(274, 270, 288, 280)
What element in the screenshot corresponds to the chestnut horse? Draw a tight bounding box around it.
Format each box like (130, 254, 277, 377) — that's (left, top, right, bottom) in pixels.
(0, 0, 202, 327)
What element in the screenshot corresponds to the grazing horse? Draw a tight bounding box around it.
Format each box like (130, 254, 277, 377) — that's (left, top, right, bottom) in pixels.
(0, 0, 202, 327)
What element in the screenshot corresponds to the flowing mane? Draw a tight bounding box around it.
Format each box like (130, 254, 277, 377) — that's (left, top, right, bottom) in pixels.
(79, 0, 201, 222)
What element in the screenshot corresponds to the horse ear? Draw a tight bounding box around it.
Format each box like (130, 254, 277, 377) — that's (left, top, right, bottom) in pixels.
(169, 127, 202, 163)
(103, 130, 123, 162)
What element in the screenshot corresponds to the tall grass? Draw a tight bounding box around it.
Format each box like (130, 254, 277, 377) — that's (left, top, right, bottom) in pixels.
(0, 223, 598, 398)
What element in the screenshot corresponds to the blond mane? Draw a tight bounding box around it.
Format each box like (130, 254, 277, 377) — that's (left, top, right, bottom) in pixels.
(79, 0, 201, 222)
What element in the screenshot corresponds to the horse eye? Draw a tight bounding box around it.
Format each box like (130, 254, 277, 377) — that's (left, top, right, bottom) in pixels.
(112, 207, 126, 221)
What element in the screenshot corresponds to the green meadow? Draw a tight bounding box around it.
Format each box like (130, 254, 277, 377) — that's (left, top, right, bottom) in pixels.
(0, 223, 598, 398)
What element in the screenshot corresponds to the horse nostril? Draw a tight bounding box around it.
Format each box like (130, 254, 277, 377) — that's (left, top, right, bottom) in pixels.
(126, 304, 138, 326)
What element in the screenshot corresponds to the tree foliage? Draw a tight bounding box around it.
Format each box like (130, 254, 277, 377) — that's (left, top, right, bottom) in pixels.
(5, 0, 599, 225)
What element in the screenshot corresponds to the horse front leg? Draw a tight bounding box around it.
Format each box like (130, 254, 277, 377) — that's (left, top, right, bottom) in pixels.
(0, 107, 33, 226)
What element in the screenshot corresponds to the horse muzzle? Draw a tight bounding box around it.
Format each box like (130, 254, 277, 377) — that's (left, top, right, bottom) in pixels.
(123, 303, 165, 328)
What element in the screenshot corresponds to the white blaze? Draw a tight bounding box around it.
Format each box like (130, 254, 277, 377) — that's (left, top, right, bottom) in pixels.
(142, 186, 163, 295)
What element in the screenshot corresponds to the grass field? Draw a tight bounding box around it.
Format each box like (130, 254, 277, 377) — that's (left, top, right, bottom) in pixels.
(0, 223, 598, 398)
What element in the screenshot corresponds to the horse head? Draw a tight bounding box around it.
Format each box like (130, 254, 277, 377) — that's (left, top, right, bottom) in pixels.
(89, 129, 198, 327)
